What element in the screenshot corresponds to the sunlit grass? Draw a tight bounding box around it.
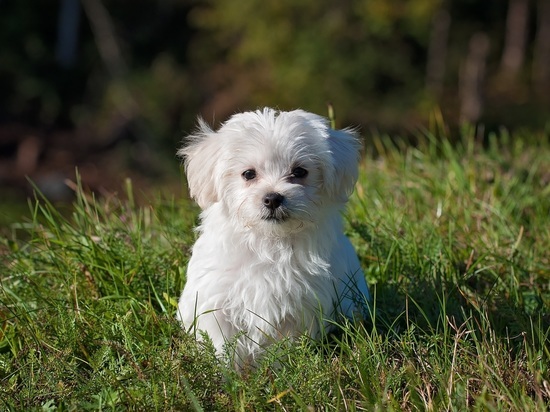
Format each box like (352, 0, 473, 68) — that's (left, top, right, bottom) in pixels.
(1, 129, 549, 410)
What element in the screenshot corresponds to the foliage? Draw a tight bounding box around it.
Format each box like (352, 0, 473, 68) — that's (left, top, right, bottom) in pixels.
(1, 0, 549, 147)
(1, 128, 549, 410)
(190, 0, 440, 123)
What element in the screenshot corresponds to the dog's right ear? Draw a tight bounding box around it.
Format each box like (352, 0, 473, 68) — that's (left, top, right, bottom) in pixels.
(178, 119, 222, 209)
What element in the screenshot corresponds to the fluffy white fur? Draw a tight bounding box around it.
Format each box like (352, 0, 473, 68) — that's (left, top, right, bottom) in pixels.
(176, 108, 369, 367)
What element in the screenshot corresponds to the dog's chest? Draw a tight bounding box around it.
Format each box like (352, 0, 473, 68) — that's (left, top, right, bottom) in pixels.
(223, 251, 334, 330)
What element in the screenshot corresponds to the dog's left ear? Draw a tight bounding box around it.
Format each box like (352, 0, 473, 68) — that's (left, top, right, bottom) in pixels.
(295, 110, 361, 202)
(324, 127, 361, 202)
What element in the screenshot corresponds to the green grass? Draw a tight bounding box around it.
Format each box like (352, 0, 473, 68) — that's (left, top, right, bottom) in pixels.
(1, 127, 549, 410)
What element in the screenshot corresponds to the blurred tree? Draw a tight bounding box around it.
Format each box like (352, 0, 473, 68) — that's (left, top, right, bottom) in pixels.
(426, 8, 451, 98)
(55, 0, 82, 69)
(533, 0, 550, 102)
(500, 0, 529, 79)
(459, 33, 490, 123)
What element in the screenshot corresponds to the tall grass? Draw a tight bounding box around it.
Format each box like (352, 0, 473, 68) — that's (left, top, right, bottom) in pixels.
(1, 128, 548, 410)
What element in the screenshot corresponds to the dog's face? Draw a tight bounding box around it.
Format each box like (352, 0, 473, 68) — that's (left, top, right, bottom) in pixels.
(179, 109, 360, 236)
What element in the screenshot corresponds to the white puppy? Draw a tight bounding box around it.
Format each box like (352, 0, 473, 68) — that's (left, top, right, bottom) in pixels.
(177, 108, 369, 367)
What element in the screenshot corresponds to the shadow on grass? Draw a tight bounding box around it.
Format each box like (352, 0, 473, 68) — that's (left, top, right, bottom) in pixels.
(350, 219, 550, 355)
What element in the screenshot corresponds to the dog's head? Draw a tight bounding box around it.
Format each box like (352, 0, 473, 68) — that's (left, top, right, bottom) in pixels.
(179, 108, 360, 236)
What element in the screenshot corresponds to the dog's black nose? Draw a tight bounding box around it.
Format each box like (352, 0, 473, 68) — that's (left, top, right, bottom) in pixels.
(263, 192, 284, 210)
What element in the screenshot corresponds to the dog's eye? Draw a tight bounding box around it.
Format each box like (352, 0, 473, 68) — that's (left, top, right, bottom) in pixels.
(291, 167, 308, 179)
(242, 169, 257, 181)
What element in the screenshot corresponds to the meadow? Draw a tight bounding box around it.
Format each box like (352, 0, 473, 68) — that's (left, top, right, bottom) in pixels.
(1, 124, 549, 410)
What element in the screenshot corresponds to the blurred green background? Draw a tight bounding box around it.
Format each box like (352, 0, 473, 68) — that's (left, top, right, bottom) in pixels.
(0, 0, 549, 205)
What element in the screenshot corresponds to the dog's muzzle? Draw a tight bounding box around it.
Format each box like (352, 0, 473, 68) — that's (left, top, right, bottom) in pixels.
(261, 192, 289, 222)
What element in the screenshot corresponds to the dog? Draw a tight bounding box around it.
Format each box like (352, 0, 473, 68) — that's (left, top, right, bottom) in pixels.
(176, 108, 369, 367)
